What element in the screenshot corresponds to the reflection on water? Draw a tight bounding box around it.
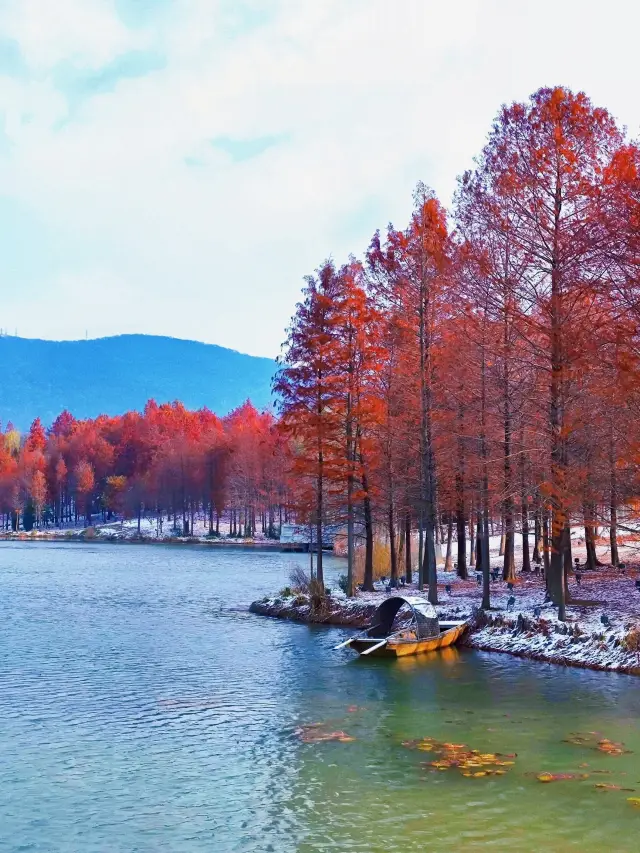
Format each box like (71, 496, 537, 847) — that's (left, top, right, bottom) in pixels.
(0, 542, 639, 853)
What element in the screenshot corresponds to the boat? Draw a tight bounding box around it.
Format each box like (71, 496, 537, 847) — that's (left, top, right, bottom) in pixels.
(335, 596, 468, 658)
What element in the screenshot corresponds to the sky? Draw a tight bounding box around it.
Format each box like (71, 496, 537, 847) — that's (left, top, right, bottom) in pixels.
(1, 0, 639, 358)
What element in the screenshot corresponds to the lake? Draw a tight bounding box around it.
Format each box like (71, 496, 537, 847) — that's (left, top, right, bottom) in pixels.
(1, 542, 639, 852)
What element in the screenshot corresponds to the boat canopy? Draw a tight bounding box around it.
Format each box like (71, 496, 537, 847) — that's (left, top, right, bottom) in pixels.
(371, 596, 440, 640)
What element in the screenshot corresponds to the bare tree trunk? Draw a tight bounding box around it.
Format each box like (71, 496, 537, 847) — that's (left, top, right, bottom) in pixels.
(389, 502, 398, 582)
(346, 465, 355, 597)
(548, 178, 566, 620)
(503, 348, 516, 583)
(542, 507, 551, 579)
(520, 428, 531, 572)
(418, 507, 424, 589)
(455, 426, 467, 579)
(610, 499, 619, 568)
(609, 425, 619, 567)
(405, 512, 412, 584)
(456, 507, 467, 579)
(346, 386, 355, 596)
(445, 514, 453, 570)
(315, 472, 323, 586)
(480, 326, 491, 609)
(418, 266, 437, 604)
(532, 505, 542, 567)
(481, 509, 491, 610)
(362, 471, 374, 591)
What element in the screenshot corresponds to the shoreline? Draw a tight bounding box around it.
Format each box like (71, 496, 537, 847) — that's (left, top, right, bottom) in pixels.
(0, 531, 297, 549)
(250, 574, 640, 676)
(7, 530, 640, 675)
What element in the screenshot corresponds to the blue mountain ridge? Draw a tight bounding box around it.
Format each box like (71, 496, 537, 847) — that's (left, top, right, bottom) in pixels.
(0, 334, 277, 430)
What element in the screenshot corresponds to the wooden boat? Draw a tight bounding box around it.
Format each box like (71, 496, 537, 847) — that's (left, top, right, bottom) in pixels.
(335, 596, 468, 658)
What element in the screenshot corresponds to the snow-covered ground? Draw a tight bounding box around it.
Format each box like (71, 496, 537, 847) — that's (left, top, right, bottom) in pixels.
(254, 531, 640, 675)
(1, 513, 279, 545)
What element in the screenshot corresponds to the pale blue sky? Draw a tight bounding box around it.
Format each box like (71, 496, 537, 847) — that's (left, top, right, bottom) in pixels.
(0, 0, 639, 357)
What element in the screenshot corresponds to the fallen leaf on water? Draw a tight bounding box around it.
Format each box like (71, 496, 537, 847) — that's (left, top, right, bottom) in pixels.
(627, 797, 640, 807)
(535, 773, 587, 783)
(407, 736, 516, 777)
(564, 732, 631, 756)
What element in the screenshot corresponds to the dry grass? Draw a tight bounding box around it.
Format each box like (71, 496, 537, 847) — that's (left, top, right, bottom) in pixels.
(354, 538, 393, 583)
(622, 627, 640, 653)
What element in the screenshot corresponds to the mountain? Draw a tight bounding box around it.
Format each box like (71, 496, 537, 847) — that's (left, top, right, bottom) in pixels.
(0, 334, 277, 429)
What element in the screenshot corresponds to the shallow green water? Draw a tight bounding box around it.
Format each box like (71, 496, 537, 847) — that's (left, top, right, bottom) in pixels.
(1, 542, 639, 852)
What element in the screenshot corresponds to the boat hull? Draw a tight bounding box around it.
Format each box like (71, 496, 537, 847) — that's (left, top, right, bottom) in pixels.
(350, 622, 467, 658)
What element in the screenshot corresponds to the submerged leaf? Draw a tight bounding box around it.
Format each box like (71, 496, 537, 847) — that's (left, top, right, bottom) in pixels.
(536, 772, 585, 783)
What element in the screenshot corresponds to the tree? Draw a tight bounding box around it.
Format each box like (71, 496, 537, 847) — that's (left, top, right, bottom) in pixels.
(469, 87, 624, 618)
(274, 262, 344, 585)
(367, 183, 449, 603)
(30, 470, 47, 527)
(75, 460, 95, 525)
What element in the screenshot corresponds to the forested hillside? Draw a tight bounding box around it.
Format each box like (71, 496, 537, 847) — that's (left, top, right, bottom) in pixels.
(0, 335, 275, 428)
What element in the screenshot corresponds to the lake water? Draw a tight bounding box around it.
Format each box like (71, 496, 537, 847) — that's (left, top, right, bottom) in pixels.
(1, 542, 640, 852)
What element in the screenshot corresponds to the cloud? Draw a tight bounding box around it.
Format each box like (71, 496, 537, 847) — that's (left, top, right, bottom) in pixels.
(0, 37, 26, 76)
(210, 133, 288, 162)
(52, 50, 166, 115)
(114, 0, 172, 29)
(0, 0, 638, 357)
(0, 0, 140, 69)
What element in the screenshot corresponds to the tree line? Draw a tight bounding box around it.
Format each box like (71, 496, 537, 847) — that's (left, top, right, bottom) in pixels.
(0, 401, 289, 538)
(275, 86, 640, 617)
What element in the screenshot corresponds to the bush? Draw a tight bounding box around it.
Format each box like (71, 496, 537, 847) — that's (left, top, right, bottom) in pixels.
(289, 565, 311, 593)
(279, 586, 293, 598)
(338, 574, 351, 595)
(622, 627, 640, 652)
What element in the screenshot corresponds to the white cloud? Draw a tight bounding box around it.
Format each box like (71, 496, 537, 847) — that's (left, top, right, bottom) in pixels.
(0, 0, 141, 69)
(0, 0, 639, 356)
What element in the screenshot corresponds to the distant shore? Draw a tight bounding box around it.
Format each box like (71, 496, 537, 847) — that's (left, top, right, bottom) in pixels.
(0, 528, 292, 549)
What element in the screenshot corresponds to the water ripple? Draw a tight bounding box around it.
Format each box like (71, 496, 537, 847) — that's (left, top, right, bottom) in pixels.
(1, 542, 640, 852)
